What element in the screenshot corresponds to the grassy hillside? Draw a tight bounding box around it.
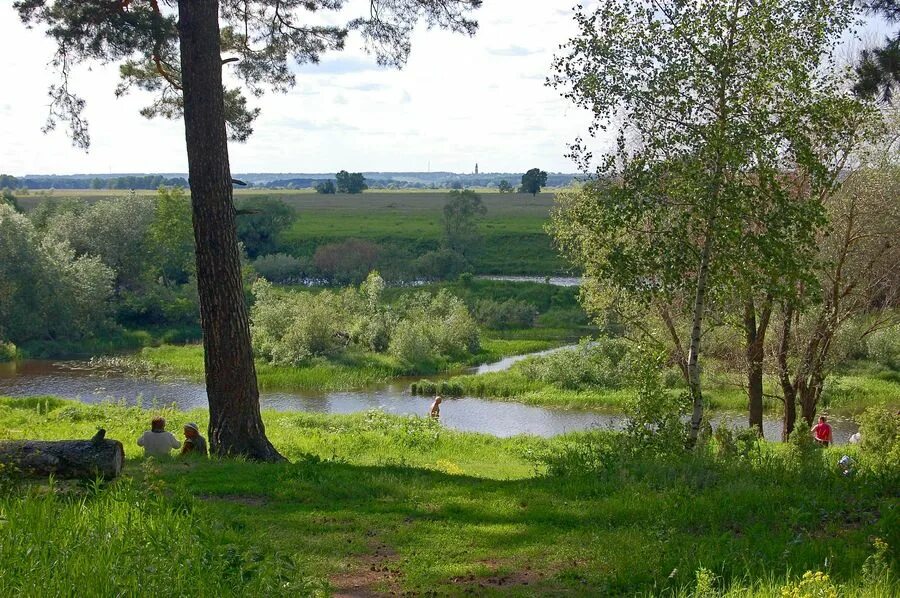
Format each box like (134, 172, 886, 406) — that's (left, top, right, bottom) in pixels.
(0, 398, 897, 596)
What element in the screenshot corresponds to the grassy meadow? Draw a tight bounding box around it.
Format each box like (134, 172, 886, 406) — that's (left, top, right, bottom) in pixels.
(130, 335, 560, 392)
(0, 397, 897, 597)
(15, 188, 569, 275)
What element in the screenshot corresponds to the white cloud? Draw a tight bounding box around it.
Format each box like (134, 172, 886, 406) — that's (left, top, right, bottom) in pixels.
(0, 1, 593, 174)
(1, 2, 887, 176)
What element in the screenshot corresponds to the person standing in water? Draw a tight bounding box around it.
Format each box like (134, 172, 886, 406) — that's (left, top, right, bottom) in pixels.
(430, 396, 443, 419)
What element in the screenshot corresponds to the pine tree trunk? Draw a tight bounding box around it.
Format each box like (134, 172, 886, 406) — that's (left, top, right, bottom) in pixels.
(177, 0, 282, 461)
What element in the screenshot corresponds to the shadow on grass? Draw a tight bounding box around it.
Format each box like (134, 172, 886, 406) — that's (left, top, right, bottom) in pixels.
(146, 456, 895, 596)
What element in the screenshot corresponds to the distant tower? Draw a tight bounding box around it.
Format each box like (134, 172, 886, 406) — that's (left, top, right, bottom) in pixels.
(475, 163, 479, 175)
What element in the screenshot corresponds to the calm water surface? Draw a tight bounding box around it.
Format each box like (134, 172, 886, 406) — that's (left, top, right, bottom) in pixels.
(0, 359, 857, 442)
(478, 275, 582, 287)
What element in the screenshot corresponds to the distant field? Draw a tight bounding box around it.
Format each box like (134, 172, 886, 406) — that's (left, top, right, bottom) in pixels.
(15, 189, 571, 275)
(273, 192, 565, 274)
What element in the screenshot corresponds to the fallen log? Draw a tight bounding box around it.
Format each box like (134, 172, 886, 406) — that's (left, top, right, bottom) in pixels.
(0, 429, 125, 479)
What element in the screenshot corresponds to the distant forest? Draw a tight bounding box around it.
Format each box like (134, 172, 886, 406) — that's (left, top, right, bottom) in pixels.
(0, 172, 578, 191)
(0, 174, 188, 190)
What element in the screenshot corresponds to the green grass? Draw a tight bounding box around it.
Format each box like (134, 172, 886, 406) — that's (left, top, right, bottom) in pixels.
(273, 191, 567, 275)
(17, 189, 571, 275)
(0, 398, 896, 596)
(411, 358, 900, 415)
(16, 325, 202, 359)
(132, 336, 561, 393)
(135, 345, 406, 391)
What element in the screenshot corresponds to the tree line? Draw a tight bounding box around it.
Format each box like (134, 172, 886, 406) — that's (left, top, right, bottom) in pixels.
(0, 174, 188, 190)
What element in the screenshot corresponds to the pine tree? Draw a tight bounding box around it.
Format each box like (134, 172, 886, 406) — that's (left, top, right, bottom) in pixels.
(855, 1, 900, 101)
(14, 0, 481, 460)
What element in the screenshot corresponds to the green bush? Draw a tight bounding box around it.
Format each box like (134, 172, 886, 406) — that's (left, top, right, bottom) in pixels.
(516, 337, 631, 390)
(857, 407, 900, 484)
(348, 272, 396, 352)
(473, 298, 537, 329)
(389, 289, 480, 365)
(389, 320, 436, 365)
(313, 239, 381, 285)
(866, 326, 900, 370)
(234, 196, 295, 259)
(251, 280, 350, 364)
(252, 253, 310, 283)
(622, 349, 690, 455)
(251, 275, 480, 368)
(414, 248, 468, 280)
(0, 341, 18, 362)
(0, 205, 115, 344)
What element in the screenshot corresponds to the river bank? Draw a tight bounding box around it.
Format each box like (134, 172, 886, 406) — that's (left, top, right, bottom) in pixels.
(0, 397, 896, 596)
(0, 350, 866, 442)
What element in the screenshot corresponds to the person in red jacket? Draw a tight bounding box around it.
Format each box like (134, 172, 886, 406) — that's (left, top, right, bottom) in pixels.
(812, 416, 833, 447)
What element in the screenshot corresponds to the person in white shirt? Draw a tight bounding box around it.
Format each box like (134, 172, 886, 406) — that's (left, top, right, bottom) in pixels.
(136, 417, 181, 458)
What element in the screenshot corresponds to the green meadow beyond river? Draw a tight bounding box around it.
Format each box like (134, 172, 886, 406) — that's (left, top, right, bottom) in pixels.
(0, 350, 858, 442)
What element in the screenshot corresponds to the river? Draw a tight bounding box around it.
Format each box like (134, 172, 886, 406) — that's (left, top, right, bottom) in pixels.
(0, 356, 857, 443)
(477, 275, 583, 287)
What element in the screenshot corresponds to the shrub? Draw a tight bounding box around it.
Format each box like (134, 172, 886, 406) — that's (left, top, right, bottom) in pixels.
(313, 239, 381, 285)
(712, 425, 760, 461)
(253, 253, 310, 283)
(348, 272, 396, 353)
(516, 337, 631, 390)
(0, 205, 115, 343)
(473, 298, 537, 329)
(622, 349, 689, 454)
(865, 326, 900, 370)
(315, 180, 336, 194)
(414, 248, 468, 281)
(783, 426, 825, 474)
(43, 193, 156, 288)
(251, 275, 480, 368)
(0, 341, 18, 362)
(250, 280, 350, 365)
(389, 290, 480, 365)
(234, 197, 295, 259)
(856, 407, 900, 484)
(388, 320, 437, 365)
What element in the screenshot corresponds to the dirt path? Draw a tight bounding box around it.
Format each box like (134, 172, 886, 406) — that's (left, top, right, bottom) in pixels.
(331, 541, 401, 597)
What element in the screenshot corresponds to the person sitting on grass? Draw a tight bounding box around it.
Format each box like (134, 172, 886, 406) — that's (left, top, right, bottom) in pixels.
(430, 396, 443, 419)
(811, 416, 833, 447)
(180, 422, 208, 457)
(136, 416, 181, 458)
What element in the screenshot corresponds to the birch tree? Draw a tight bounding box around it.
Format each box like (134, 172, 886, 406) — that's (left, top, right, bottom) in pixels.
(549, 0, 861, 443)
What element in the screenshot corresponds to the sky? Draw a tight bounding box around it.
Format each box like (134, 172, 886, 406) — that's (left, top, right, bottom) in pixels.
(0, 1, 594, 176)
(0, 2, 891, 176)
